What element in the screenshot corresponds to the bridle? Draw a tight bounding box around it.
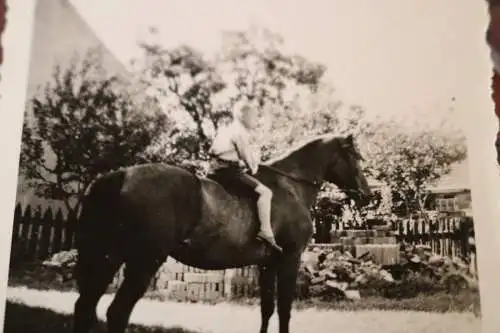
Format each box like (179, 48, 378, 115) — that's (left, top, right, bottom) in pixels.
(261, 150, 342, 189)
(211, 151, 322, 187)
(262, 146, 366, 199)
(261, 164, 321, 188)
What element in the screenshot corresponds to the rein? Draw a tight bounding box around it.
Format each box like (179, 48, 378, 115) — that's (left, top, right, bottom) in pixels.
(210, 152, 321, 187)
(261, 165, 321, 187)
(261, 152, 364, 198)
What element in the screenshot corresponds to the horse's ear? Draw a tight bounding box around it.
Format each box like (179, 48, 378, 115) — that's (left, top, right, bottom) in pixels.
(339, 134, 356, 151)
(344, 134, 354, 146)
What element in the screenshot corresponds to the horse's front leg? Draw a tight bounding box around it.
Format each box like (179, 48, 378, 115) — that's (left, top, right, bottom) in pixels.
(258, 263, 277, 333)
(276, 253, 301, 333)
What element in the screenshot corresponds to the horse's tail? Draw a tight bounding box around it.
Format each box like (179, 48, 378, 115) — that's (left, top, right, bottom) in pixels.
(74, 169, 127, 288)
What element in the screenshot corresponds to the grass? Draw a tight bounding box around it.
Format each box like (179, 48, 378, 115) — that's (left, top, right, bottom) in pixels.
(7, 263, 482, 316)
(8, 262, 77, 292)
(225, 291, 482, 315)
(7, 261, 482, 316)
(5, 287, 482, 333)
(4, 301, 199, 333)
(9, 274, 481, 315)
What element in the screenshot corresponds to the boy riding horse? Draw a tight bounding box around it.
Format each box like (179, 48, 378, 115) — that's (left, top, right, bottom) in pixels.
(208, 100, 283, 253)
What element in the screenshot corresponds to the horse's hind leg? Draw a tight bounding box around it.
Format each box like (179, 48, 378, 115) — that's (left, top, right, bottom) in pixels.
(106, 256, 164, 333)
(73, 251, 123, 333)
(258, 264, 277, 333)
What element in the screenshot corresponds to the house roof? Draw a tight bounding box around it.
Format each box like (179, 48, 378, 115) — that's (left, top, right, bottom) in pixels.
(364, 159, 471, 194)
(25, 0, 131, 102)
(428, 160, 470, 193)
(17, 0, 132, 211)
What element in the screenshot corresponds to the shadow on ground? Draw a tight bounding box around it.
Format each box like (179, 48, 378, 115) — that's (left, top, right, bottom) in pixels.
(4, 301, 200, 333)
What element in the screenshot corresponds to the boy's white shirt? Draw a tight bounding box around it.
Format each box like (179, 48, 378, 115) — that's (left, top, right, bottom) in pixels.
(209, 120, 260, 173)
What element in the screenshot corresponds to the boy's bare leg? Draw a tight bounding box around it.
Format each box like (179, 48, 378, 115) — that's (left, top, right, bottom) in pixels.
(255, 184, 283, 252)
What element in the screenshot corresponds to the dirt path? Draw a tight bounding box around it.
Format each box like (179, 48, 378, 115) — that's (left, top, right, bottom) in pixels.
(6, 286, 481, 333)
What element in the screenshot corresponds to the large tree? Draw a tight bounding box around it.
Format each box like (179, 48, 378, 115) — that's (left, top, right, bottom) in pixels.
(362, 120, 467, 216)
(20, 49, 170, 218)
(134, 27, 369, 174)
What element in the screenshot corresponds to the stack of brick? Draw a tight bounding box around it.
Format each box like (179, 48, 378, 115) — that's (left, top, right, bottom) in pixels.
(329, 229, 400, 266)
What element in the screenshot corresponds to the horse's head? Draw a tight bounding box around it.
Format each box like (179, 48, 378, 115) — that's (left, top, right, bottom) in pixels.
(323, 134, 373, 207)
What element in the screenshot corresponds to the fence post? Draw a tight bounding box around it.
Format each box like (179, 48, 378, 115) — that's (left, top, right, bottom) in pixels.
(407, 218, 415, 244)
(19, 204, 33, 260)
(38, 208, 54, 260)
(446, 218, 453, 256)
(63, 214, 77, 250)
(469, 251, 477, 278)
(460, 216, 472, 258)
(11, 204, 22, 243)
(9, 204, 24, 267)
(436, 217, 442, 255)
(52, 209, 64, 254)
(27, 206, 43, 261)
(223, 269, 235, 299)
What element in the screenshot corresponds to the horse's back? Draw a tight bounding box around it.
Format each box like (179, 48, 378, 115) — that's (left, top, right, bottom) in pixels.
(79, 163, 203, 256)
(120, 164, 259, 233)
(86, 163, 256, 230)
(94, 163, 259, 238)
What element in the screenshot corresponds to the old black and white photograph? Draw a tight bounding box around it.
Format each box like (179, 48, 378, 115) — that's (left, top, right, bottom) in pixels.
(1, 0, 492, 332)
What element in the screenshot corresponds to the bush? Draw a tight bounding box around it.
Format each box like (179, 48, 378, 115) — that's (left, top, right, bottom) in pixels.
(368, 273, 445, 299)
(299, 244, 477, 301)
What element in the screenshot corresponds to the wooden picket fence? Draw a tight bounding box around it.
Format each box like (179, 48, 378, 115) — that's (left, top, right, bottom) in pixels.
(10, 204, 76, 265)
(9, 203, 476, 301)
(313, 214, 474, 260)
(392, 215, 474, 259)
(9, 203, 475, 266)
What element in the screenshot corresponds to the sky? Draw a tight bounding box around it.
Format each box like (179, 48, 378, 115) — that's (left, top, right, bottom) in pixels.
(68, 0, 491, 130)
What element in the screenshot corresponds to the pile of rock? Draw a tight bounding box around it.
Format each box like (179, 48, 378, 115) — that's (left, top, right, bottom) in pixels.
(42, 249, 78, 282)
(298, 248, 393, 300)
(298, 243, 476, 300)
(395, 242, 477, 292)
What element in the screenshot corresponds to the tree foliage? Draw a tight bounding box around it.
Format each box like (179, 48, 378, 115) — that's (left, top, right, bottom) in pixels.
(134, 27, 369, 174)
(362, 120, 467, 216)
(20, 49, 170, 217)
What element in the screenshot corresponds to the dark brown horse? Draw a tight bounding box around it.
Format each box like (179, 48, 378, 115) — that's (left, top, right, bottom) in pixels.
(72, 134, 372, 333)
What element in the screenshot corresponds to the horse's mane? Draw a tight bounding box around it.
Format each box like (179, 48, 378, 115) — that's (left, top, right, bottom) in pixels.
(263, 133, 337, 166)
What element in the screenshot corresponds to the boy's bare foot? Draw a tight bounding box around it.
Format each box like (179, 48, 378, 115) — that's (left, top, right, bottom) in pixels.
(256, 231, 283, 252)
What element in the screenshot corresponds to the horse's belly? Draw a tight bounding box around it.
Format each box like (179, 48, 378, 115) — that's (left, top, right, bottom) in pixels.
(170, 242, 269, 270)
(172, 211, 269, 269)
(170, 180, 271, 269)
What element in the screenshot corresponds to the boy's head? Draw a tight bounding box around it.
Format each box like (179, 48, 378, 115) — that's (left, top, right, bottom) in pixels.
(234, 100, 258, 129)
